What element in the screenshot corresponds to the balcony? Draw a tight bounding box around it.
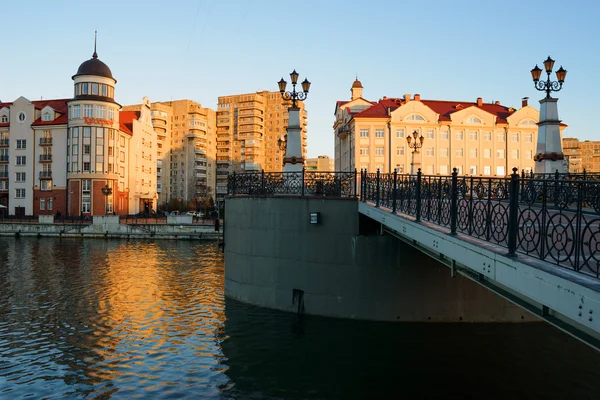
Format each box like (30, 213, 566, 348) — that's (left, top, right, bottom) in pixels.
(0, 139, 8, 147)
(39, 154, 52, 162)
(194, 148, 206, 155)
(0, 183, 7, 191)
(39, 171, 52, 179)
(0, 172, 8, 179)
(217, 170, 229, 177)
(40, 138, 53, 146)
(0, 155, 8, 163)
(195, 164, 207, 171)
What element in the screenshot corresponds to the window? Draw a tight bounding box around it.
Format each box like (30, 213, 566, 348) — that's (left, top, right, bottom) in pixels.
(16, 172, 25, 182)
(456, 148, 464, 157)
(84, 105, 93, 117)
(467, 116, 482, 124)
(0, 115, 7, 123)
(96, 162, 103, 172)
(426, 130, 434, 139)
(108, 108, 115, 120)
(15, 188, 25, 198)
(72, 127, 79, 138)
(484, 166, 491, 175)
(440, 165, 448, 175)
(440, 148, 448, 157)
(48, 197, 53, 210)
(96, 106, 106, 119)
(16, 139, 26, 149)
(497, 132, 505, 142)
(470, 131, 478, 140)
(512, 149, 520, 159)
(456, 131, 464, 141)
(73, 105, 81, 118)
(43, 112, 52, 121)
(120, 151, 125, 162)
(375, 146, 384, 156)
(375, 129, 384, 138)
(484, 132, 492, 141)
(470, 148, 477, 158)
(484, 149, 491, 158)
(102, 85, 108, 97)
(84, 145, 91, 154)
(526, 150, 533, 159)
(18, 112, 26, 122)
(497, 166, 505, 176)
(520, 119, 537, 126)
(525, 133, 533, 142)
(396, 146, 404, 156)
(91, 83, 99, 95)
(497, 149, 505, 159)
(406, 114, 425, 121)
(456, 166, 463, 174)
(440, 131, 448, 140)
(396, 165, 404, 173)
(360, 147, 369, 155)
(470, 166, 477, 175)
(360, 129, 369, 138)
(396, 129, 405, 138)
(83, 162, 90, 171)
(71, 161, 78, 172)
(40, 198, 45, 210)
(83, 127, 91, 137)
(41, 180, 52, 191)
(16, 156, 26, 165)
(82, 83, 89, 94)
(72, 144, 78, 155)
(426, 147, 434, 156)
(512, 133, 519, 142)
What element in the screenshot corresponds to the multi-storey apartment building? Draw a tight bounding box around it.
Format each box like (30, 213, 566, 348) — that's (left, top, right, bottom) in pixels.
(306, 155, 334, 172)
(334, 79, 566, 176)
(215, 90, 308, 197)
(123, 100, 216, 204)
(562, 137, 600, 173)
(0, 45, 157, 216)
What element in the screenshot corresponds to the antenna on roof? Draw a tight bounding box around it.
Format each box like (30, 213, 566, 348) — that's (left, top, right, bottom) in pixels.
(93, 30, 98, 59)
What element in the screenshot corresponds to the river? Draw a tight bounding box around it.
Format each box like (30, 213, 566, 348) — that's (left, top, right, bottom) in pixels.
(0, 238, 598, 399)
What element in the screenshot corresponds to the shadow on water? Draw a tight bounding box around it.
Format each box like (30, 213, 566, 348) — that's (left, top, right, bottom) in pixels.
(220, 297, 600, 400)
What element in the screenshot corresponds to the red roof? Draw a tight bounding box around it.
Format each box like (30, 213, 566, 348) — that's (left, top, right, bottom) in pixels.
(119, 110, 139, 136)
(0, 98, 70, 126)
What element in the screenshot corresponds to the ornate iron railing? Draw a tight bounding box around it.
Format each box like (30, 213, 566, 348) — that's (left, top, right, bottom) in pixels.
(227, 170, 358, 198)
(362, 168, 600, 279)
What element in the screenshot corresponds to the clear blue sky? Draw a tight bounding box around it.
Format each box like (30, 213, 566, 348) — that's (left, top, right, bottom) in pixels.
(1, 0, 598, 158)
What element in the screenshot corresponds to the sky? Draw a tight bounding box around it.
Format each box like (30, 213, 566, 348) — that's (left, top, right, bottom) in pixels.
(1, 0, 599, 158)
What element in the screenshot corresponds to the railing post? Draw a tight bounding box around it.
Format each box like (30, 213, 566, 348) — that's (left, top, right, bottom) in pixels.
(376, 168, 381, 207)
(301, 168, 306, 196)
(261, 169, 265, 194)
(232, 172, 236, 196)
(392, 169, 397, 213)
(354, 168, 358, 198)
(415, 168, 422, 222)
(507, 167, 519, 257)
(249, 173, 254, 195)
(450, 168, 458, 235)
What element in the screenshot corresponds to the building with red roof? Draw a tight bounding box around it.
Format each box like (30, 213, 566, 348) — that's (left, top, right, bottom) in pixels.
(333, 79, 567, 176)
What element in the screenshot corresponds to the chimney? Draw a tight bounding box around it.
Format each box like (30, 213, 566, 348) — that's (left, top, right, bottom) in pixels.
(414, 94, 421, 101)
(404, 93, 411, 102)
(477, 97, 483, 107)
(495, 101, 501, 105)
(382, 96, 387, 100)
(522, 97, 529, 107)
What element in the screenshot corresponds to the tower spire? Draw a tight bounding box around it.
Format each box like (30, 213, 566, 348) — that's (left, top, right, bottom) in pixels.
(93, 30, 98, 59)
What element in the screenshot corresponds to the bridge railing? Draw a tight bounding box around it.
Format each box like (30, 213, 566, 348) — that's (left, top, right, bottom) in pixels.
(227, 170, 358, 198)
(362, 168, 600, 278)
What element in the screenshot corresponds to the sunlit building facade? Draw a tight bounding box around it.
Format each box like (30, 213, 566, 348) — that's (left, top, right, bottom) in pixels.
(306, 155, 334, 172)
(334, 79, 566, 176)
(562, 137, 600, 173)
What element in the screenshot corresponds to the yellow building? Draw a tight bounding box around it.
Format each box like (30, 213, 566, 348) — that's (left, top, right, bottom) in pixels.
(562, 138, 600, 173)
(334, 79, 566, 176)
(124, 100, 216, 203)
(306, 155, 334, 172)
(215, 90, 308, 197)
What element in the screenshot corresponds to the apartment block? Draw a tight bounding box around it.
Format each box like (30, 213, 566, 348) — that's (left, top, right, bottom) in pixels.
(334, 79, 567, 176)
(306, 155, 334, 172)
(562, 138, 600, 173)
(215, 90, 308, 198)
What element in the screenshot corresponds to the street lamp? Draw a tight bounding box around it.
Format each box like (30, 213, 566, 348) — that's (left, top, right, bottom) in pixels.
(278, 70, 310, 109)
(531, 56, 567, 99)
(406, 130, 425, 175)
(101, 184, 112, 216)
(277, 134, 287, 151)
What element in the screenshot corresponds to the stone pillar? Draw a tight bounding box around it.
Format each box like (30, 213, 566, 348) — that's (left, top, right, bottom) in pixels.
(534, 98, 567, 174)
(283, 107, 303, 173)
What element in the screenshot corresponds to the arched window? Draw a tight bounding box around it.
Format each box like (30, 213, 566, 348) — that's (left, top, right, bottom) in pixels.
(520, 119, 537, 126)
(467, 116, 482, 124)
(43, 112, 52, 121)
(0, 115, 7, 123)
(405, 114, 425, 121)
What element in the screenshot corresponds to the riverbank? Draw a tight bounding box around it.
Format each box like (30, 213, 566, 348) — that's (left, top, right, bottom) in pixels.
(0, 215, 222, 240)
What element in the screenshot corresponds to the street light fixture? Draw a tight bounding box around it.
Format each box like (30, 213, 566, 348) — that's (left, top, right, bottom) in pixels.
(406, 130, 425, 175)
(277, 134, 287, 151)
(531, 56, 567, 99)
(101, 184, 112, 216)
(278, 69, 311, 108)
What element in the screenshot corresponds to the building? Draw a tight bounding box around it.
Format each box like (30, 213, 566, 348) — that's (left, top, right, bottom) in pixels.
(334, 79, 566, 176)
(562, 137, 600, 173)
(0, 44, 157, 216)
(124, 99, 216, 205)
(306, 155, 334, 172)
(215, 91, 308, 198)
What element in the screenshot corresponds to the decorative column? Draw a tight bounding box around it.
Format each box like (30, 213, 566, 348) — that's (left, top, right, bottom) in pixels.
(530, 56, 568, 174)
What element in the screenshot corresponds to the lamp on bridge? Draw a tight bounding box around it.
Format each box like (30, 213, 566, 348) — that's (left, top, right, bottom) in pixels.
(278, 70, 310, 173)
(277, 134, 287, 152)
(530, 56, 568, 174)
(101, 184, 112, 216)
(406, 130, 424, 175)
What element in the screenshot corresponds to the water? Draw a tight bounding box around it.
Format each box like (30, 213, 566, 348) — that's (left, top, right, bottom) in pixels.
(0, 238, 599, 399)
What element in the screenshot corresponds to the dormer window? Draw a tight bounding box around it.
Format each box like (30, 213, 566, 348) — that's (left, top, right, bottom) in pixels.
(0, 115, 7, 123)
(43, 112, 52, 121)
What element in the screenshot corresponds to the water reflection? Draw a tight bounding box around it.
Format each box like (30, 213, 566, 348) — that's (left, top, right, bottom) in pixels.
(0, 237, 599, 399)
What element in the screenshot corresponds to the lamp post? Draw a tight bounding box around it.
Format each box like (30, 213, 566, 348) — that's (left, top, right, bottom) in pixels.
(530, 56, 568, 174)
(101, 184, 112, 216)
(278, 70, 310, 173)
(406, 130, 425, 175)
(277, 134, 287, 153)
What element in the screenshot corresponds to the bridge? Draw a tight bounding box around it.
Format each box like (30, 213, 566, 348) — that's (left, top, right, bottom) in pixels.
(225, 169, 600, 350)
